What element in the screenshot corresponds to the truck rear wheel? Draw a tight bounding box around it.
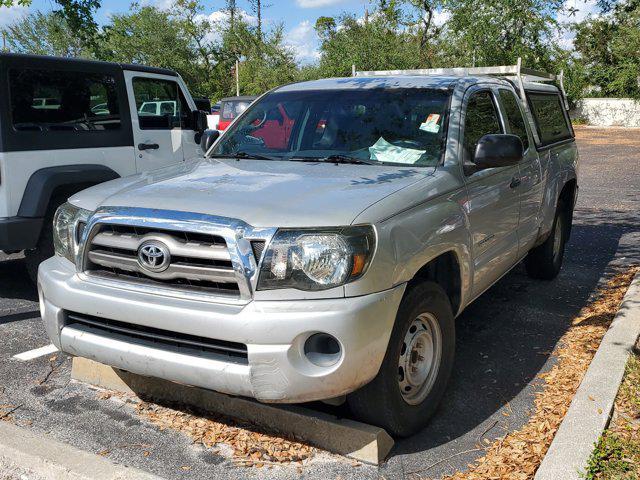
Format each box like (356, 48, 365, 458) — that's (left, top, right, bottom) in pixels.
(347, 282, 455, 437)
(525, 201, 567, 280)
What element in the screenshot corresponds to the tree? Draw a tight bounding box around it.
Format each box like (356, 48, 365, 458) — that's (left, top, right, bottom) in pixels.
(405, 0, 446, 64)
(1, 11, 91, 57)
(314, 3, 422, 77)
(573, 0, 640, 98)
(248, 0, 269, 43)
(444, 0, 565, 70)
(1, 0, 101, 44)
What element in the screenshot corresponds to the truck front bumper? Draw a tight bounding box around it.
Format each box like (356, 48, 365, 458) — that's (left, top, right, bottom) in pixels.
(38, 256, 405, 403)
(0, 216, 43, 252)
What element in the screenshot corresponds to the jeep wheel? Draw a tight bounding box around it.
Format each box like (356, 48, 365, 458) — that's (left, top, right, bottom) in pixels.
(525, 201, 567, 280)
(24, 200, 61, 284)
(347, 282, 455, 437)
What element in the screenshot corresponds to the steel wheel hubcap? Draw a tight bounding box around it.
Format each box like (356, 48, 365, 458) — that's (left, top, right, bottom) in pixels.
(398, 313, 442, 405)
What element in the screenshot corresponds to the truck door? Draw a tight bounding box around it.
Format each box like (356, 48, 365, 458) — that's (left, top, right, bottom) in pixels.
(124, 71, 199, 172)
(461, 88, 521, 297)
(497, 88, 544, 255)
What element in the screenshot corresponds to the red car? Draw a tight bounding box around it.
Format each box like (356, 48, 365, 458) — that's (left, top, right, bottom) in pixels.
(217, 96, 257, 131)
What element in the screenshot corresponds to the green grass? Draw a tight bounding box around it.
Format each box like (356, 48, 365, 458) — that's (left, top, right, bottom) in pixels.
(583, 354, 640, 480)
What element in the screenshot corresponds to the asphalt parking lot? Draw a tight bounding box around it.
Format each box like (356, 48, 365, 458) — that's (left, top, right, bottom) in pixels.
(1, 126, 639, 480)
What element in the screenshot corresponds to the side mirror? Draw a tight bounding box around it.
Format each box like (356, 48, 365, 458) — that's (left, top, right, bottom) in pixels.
(200, 129, 220, 154)
(192, 110, 209, 145)
(192, 110, 209, 133)
(473, 134, 523, 169)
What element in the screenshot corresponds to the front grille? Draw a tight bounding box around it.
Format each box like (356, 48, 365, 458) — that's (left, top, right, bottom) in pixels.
(84, 224, 240, 297)
(65, 311, 248, 364)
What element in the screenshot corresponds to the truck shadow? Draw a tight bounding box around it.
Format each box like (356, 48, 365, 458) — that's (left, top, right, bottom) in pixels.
(390, 207, 640, 458)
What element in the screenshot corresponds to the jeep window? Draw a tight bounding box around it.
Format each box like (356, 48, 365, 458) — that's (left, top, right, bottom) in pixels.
(212, 88, 451, 166)
(526, 92, 572, 146)
(9, 69, 120, 132)
(132, 78, 191, 130)
(499, 89, 529, 151)
(463, 90, 503, 163)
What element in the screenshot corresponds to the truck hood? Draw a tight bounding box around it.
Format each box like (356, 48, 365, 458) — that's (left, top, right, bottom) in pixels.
(71, 159, 434, 228)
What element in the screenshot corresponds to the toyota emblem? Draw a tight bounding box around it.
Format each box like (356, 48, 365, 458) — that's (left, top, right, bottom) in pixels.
(137, 240, 171, 273)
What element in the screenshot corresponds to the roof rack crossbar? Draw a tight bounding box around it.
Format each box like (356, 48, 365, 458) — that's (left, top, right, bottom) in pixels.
(352, 57, 569, 112)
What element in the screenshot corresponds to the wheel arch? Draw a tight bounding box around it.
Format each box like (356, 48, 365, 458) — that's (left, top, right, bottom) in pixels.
(407, 249, 464, 316)
(17, 164, 120, 218)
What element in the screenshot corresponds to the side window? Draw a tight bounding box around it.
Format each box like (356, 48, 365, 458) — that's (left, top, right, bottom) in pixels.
(463, 90, 502, 163)
(132, 78, 191, 130)
(9, 68, 120, 132)
(499, 89, 529, 151)
(527, 92, 572, 146)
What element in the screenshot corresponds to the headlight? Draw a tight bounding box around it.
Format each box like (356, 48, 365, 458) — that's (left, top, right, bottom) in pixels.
(257, 226, 376, 291)
(53, 202, 91, 263)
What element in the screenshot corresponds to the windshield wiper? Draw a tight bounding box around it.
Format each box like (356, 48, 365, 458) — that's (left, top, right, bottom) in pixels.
(210, 152, 278, 161)
(292, 155, 377, 165)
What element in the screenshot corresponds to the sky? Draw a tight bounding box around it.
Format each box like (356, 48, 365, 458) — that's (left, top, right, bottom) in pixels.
(1, 0, 602, 63)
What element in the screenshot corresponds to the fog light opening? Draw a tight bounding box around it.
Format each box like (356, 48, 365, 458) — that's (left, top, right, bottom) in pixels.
(304, 333, 341, 367)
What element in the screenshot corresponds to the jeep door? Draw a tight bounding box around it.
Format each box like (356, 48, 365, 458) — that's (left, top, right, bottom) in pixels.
(124, 71, 200, 172)
(461, 87, 521, 297)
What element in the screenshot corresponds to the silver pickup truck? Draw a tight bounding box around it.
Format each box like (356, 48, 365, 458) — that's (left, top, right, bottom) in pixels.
(38, 63, 578, 437)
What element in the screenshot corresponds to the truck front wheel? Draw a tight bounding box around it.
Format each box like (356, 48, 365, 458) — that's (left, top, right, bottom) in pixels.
(347, 282, 455, 437)
(525, 201, 568, 280)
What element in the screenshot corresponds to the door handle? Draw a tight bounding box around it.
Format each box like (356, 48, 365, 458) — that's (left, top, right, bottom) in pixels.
(510, 176, 522, 189)
(138, 143, 159, 151)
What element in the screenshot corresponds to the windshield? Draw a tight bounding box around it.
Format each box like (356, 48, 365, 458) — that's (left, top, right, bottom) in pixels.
(211, 88, 450, 166)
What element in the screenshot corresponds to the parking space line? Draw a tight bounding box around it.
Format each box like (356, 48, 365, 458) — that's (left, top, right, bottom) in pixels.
(13, 344, 58, 361)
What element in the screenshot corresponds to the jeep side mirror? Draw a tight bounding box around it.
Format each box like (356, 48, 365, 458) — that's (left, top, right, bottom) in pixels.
(473, 134, 523, 169)
(192, 110, 208, 133)
(200, 129, 220, 154)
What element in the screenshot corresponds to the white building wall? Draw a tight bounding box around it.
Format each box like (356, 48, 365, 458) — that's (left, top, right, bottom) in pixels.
(574, 98, 640, 127)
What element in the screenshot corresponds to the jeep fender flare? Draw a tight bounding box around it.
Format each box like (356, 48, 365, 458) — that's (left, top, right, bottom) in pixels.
(18, 165, 120, 218)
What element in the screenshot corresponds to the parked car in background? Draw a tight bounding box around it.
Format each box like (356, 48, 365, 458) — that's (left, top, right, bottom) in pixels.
(208, 102, 222, 130)
(217, 95, 257, 131)
(0, 53, 208, 281)
(38, 63, 578, 437)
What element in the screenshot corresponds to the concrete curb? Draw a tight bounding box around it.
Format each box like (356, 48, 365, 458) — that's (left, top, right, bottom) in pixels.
(72, 357, 394, 465)
(535, 272, 640, 480)
(0, 421, 163, 480)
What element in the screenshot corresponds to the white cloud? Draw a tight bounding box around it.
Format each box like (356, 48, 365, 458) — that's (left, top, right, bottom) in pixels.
(0, 5, 29, 28)
(296, 0, 350, 8)
(285, 20, 321, 63)
(432, 9, 451, 27)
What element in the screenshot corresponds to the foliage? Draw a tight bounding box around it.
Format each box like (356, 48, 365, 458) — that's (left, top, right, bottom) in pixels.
(444, 0, 565, 70)
(1, 0, 100, 43)
(314, 3, 422, 77)
(573, 0, 640, 98)
(2, 11, 92, 58)
(2, 0, 640, 100)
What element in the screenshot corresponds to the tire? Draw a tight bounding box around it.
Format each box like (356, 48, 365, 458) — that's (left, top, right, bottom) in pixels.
(525, 201, 568, 280)
(347, 282, 455, 437)
(24, 199, 62, 284)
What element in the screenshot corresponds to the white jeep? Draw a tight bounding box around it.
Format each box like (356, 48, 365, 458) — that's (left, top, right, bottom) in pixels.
(0, 53, 208, 280)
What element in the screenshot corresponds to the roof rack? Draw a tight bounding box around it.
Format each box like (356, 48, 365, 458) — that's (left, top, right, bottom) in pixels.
(352, 57, 569, 111)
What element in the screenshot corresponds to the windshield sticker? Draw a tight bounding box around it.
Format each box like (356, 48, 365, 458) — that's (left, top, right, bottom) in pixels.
(369, 137, 424, 165)
(419, 113, 441, 133)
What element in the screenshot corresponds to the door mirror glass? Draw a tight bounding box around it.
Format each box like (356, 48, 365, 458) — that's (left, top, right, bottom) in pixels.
(473, 134, 523, 168)
(200, 129, 220, 154)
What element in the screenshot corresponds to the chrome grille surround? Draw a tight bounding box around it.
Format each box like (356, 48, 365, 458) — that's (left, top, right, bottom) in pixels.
(77, 207, 277, 305)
